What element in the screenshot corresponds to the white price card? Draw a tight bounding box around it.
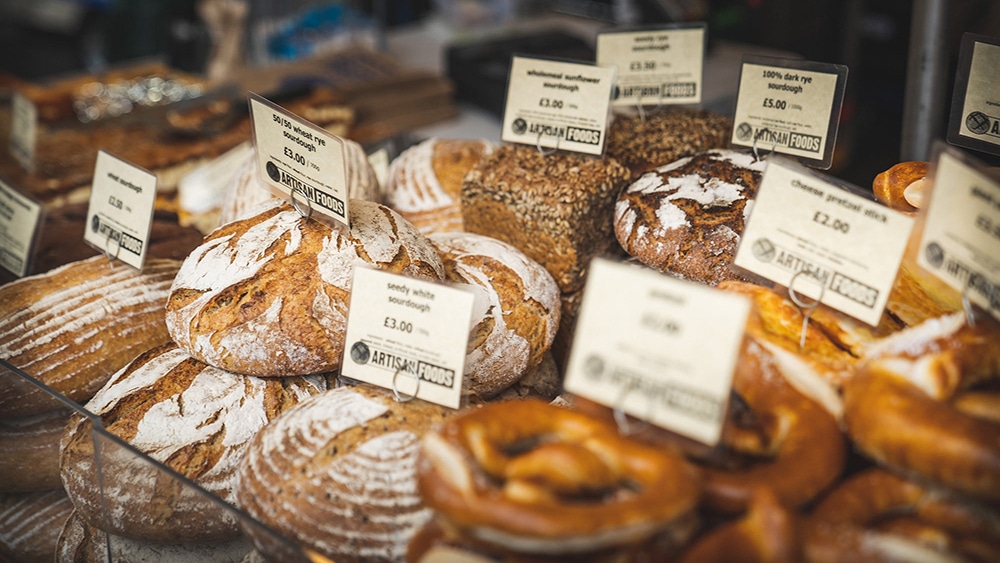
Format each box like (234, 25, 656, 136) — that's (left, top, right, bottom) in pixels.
(501, 56, 615, 156)
(84, 151, 157, 270)
(734, 158, 914, 326)
(563, 258, 750, 446)
(597, 23, 706, 107)
(248, 92, 349, 227)
(918, 147, 1000, 321)
(731, 55, 847, 169)
(342, 267, 475, 409)
(0, 178, 42, 277)
(947, 33, 1000, 157)
(10, 92, 37, 173)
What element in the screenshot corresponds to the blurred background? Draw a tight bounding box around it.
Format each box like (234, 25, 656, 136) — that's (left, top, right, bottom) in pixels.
(0, 0, 997, 186)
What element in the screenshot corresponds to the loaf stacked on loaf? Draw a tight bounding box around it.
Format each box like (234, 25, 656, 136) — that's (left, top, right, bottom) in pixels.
(0, 489, 74, 563)
(0, 409, 70, 493)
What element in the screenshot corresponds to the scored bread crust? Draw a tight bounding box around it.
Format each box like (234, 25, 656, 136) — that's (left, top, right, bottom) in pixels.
(166, 199, 445, 376)
(0, 489, 74, 563)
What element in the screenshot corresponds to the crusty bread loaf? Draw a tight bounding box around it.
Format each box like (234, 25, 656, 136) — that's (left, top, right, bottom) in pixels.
(605, 109, 733, 180)
(0, 409, 70, 492)
(216, 137, 381, 228)
(166, 198, 445, 376)
(0, 489, 74, 563)
(60, 344, 327, 543)
(55, 510, 253, 563)
(461, 144, 630, 294)
(0, 256, 180, 419)
(385, 138, 494, 234)
(872, 161, 928, 213)
(430, 231, 560, 398)
(235, 384, 455, 562)
(614, 149, 766, 286)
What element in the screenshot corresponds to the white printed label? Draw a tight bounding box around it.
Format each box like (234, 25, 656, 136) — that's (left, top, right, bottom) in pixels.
(84, 151, 157, 270)
(0, 179, 41, 277)
(958, 39, 1000, 149)
(563, 258, 750, 446)
(249, 93, 350, 227)
(10, 92, 36, 172)
(501, 56, 615, 156)
(734, 158, 914, 326)
(342, 267, 474, 409)
(597, 25, 705, 107)
(918, 149, 1000, 320)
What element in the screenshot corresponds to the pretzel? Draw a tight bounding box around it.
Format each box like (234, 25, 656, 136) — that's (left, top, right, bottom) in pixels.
(677, 488, 802, 563)
(872, 161, 929, 213)
(843, 312, 1000, 502)
(805, 468, 1000, 563)
(416, 399, 701, 556)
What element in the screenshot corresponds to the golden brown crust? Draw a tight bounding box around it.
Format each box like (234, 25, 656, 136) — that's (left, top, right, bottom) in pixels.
(0, 409, 70, 492)
(0, 489, 74, 563)
(872, 161, 928, 213)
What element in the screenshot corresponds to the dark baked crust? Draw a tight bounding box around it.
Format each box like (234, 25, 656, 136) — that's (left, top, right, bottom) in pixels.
(0, 409, 70, 492)
(605, 109, 733, 180)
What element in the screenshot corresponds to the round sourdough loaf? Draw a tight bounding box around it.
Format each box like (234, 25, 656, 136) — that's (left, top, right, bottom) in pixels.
(614, 149, 766, 286)
(0, 489, 74, 563)
(59, 344, 327, 543)
(385, 138, 494, 234)
(216, 138, 381, 227)
(0, 256, 179, 419)
(0, 409, 71, 492)
(235, 384, 454, 562)
(605, 109, 733, 180)
(166, 198, 445, 376)
(429, 231, 560, 398)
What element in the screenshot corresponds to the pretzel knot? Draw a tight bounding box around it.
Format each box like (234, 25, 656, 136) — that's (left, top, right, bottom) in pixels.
(417, 399, 702, 555)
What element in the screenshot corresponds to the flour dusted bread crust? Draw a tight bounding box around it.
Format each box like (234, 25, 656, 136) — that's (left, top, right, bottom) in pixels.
(614, 149, 766, 286)
(0, 489, 73, 563)
(386, 138, 495, 234)
(0, 409, 71, 492)
(461, 144, 630, 294)
(59, 344, 326, 543)
(430, 231, 560, 398)
(0, 256, 179, 419)
(235, 384, 454, 562)
(166, 198, 445, 376)
(606, 109, 733, 180)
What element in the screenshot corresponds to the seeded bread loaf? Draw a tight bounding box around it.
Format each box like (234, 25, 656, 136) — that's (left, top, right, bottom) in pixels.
(0, 409, 70, 492)
(166, 198, 445, 376)
(0, 256, 180, 419)
(614, 149, 766, 286)
(385, 138, 494, 234)
(461, 144, 630, 295)
(235, 384, 454, 562)
(60, 344, 327, 543)
(0, 489, 74, 563)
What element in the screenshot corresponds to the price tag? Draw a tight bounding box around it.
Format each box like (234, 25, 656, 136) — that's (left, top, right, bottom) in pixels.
(248, 92, 349, 227)
(501, 56, 615, 156)
(597, 23, 706, 107)
(733, 158, 914, 326)
(563, 258, 750, 446)
(731, 55, 847, 169)
(84, 151, 157, 270)
(342, 267, 475, 409)
(918, 146, 1000, 321)
(10, 92, 37, 173)
(0, 179, 42, 277)
(947, 33, 1000, 157)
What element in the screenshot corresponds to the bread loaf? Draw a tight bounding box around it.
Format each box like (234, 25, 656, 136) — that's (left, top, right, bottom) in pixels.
(614, 149, 766, 286)
(0, 409, 70, 492)
(166, 198, 445, 376)
(0, 489, 74, 563)
(0, 256, 179, 419)
(235, 384, 454, 562)
(385, 138, 494, 234)
(429, 231, 560, 398)
(461, 144, 630, 294)
(60, 344, 327, 543)
(605, 109, 733, 180)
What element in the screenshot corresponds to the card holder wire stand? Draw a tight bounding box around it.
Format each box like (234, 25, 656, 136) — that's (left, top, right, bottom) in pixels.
(613, 378, 653, 436)
(751, 128, 777, 164)
(392, 367, 419, 403)
(535, 129, 560, 157)
(289, 184, 314, 219)
(787, 269, 824, 351)
(103, 231, 122, 266)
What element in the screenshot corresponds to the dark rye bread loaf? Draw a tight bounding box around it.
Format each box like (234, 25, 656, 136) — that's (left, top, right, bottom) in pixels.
(0, 256, 179, 419)
(0, 489, 74, 563)
(614, 149, 766, 286)
(429, 231, 560, 399)
(0, 409, 71, 492)
(166, 198, 445, 377)
(235, 384, 454, 562)
(60, 344, 327, 543)
(461, 144, 630, 295)
(605, 109, 733, 181)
